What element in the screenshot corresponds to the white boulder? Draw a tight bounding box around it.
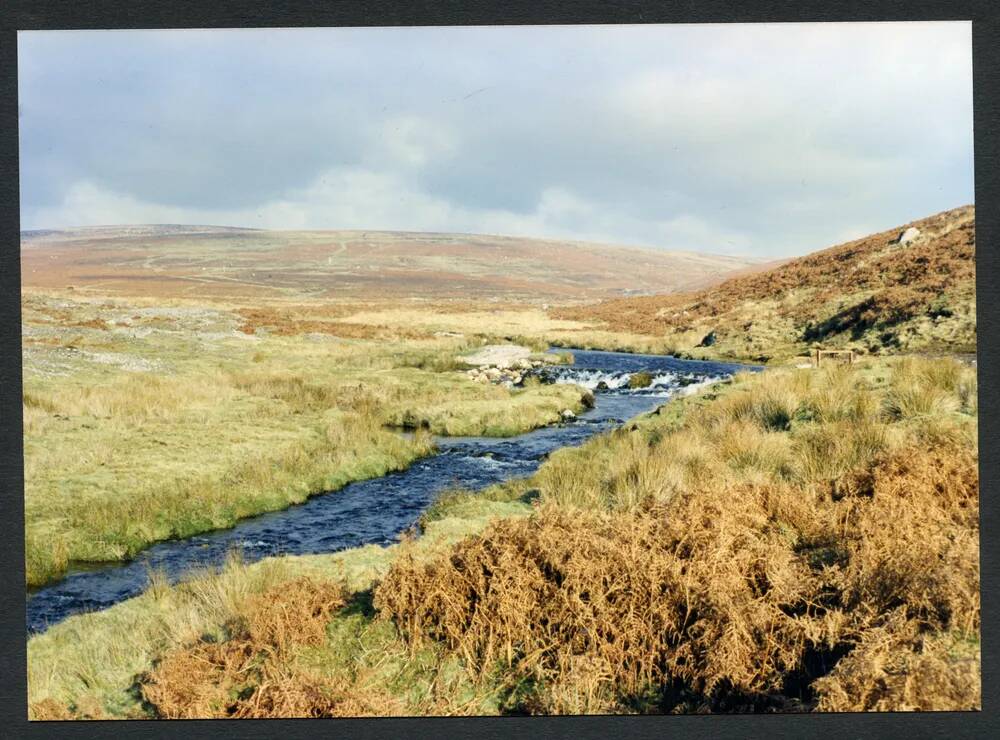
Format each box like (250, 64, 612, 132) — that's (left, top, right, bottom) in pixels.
(897, 227, 921, 245)
(459, 344, 533, 369)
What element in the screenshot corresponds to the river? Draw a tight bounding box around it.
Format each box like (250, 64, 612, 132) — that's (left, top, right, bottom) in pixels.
(26, 349, 755, 634)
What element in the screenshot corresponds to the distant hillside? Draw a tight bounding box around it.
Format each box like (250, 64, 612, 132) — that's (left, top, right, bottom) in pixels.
(554, 206, 976, 361)
(20, 226, 756, 302)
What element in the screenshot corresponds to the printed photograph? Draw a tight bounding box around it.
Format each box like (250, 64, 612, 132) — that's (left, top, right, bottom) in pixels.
(20, 22, 978, 718)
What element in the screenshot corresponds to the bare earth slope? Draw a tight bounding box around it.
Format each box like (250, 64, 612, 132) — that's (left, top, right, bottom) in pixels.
(554, 205, 976, 360)
(21, 226, 756, 303)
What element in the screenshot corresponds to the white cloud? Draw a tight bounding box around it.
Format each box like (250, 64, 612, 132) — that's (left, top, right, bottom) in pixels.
(19, 23, 973, 258)
(31, 170, 754, 255)
(373, 115, 458, 169)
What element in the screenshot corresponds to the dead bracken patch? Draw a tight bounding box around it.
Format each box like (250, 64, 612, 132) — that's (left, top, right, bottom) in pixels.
(811, 612, 980, 711)
(140, 578, 359, 719)
(376, 496, 818, 712)
(375, 438, 979, 713)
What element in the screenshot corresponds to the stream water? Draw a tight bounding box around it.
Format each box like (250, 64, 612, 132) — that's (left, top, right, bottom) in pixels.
(26, 349, 755, 634)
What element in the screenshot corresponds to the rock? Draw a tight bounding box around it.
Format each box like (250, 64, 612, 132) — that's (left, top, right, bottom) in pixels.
(459, 344, 533, 369)
(485, 367, 502, 381)
(628, 371, 654, 389)
(596, 381, 609, 391)
(561, 409, 576, 420)
(699, 330, 717, 347)
(897, 227, 921, 245)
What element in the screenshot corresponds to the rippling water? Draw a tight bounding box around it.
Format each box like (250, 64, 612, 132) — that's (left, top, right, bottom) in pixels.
(26, 349, 755, 634)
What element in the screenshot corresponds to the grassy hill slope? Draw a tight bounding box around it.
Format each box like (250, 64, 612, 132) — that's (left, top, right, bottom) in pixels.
(21, 226, 757, 303)
(553, 206, 976, 362)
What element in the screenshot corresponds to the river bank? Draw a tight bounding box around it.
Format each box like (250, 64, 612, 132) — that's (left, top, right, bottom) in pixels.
(27, 349, 752, 716)
(23, 290, 606, 588)
(27, 349, 746, 633)
(28, 353, 979, 717)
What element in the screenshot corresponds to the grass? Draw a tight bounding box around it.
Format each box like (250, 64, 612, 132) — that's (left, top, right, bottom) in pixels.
(22, 274, 979, 718)
(376, 356, 979, 713)
(28, 355, 979, 717)
(27, 489, 535, 718)
(551, 205, 976, 363)
(386, 384, 593, 436)
(21, 291, 594, 586)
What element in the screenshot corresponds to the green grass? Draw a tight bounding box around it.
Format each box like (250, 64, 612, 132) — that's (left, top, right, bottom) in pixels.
(27, 485, 535, 718)
(26, 355, 979, 718)
(21, 292, 592, 586)
(386, 384, 593, 436)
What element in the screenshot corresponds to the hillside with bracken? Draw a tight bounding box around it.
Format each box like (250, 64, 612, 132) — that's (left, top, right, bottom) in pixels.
(553, 205, 976, 362)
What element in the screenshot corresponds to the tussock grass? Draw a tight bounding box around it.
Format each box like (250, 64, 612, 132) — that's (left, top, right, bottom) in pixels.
(140, 577, 350, 718)
(28, 492, 534, 719)
(28, 355, 979, 716)
(25, 409, 434, 586)
(22, 293, 591, 586)
(376, 356, 979, 713)
(388, 385, 593, 437)
(29, 552, 298, 719)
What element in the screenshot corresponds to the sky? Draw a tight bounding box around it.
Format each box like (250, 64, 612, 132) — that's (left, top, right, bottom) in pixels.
(17, 23, 973, 258)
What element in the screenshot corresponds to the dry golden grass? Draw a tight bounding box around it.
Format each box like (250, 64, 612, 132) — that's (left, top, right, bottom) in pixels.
(141, 578, 352, 718)
(374, 357, 980, 713)
(553, 206, 976, 361)
(28, 356, 979, 717)
(22, 290, 599, 586)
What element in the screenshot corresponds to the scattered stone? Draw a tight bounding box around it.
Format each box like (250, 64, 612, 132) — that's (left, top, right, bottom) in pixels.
(561, 409, 576, 420)
(699, 330, 717, 347)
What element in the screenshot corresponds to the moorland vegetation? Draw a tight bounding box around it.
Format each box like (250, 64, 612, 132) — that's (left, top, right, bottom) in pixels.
(28, 356, 979, 717)
(23, 206, 979, 717)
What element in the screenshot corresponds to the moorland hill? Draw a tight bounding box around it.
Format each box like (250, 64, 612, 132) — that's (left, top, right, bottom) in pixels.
(554, 206, 976, 361)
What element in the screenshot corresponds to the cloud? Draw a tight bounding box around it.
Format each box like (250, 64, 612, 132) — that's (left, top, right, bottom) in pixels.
(18, 23, 973, 257)
(33, 169, 752, 255)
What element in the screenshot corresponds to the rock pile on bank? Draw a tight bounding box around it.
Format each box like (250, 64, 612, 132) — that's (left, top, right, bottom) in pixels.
(459, 344, 566, 386)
